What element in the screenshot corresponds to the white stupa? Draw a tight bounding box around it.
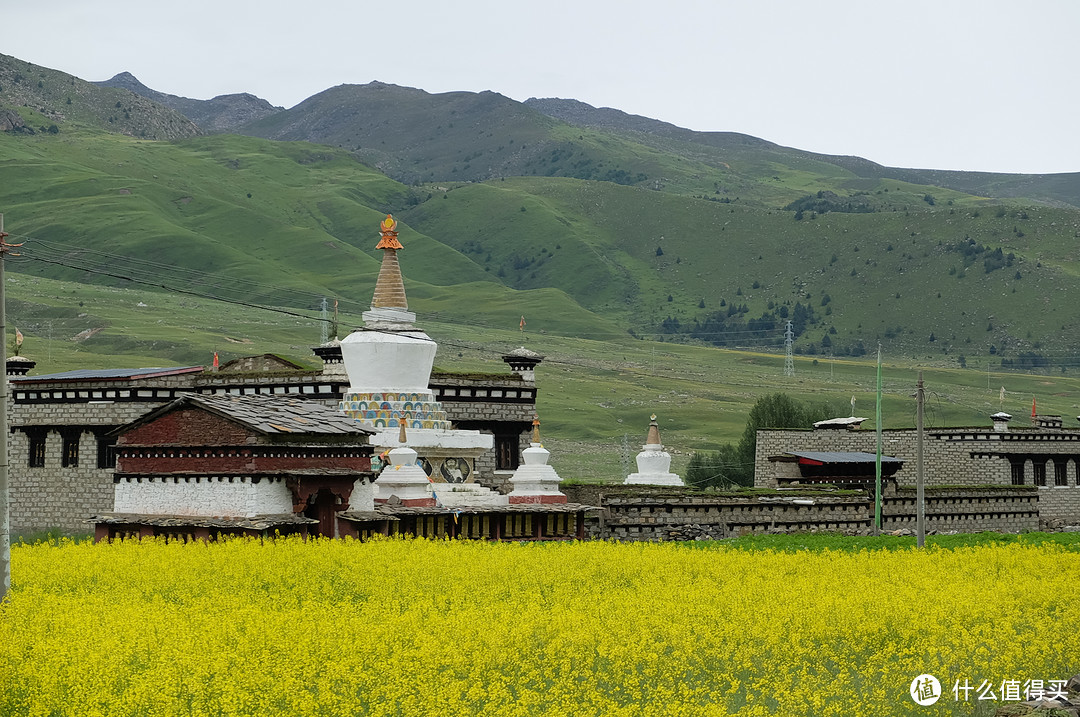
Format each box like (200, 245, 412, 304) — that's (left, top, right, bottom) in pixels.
(508, 417, 568, 504)
(624, 414, 683, 486)
(339, 215, 494, 504)
(373, 424, 439, 507)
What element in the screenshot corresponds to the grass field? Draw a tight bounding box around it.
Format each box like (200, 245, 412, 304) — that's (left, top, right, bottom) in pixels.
(1, 534, 1076, 716)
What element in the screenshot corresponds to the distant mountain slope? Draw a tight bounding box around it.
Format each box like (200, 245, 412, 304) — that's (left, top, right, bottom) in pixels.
(524, 97, 778, 150)
(237, 82, 563, 184)
(95, 72, 281, 132)
(0, 54, 199, 140)
(527, 97, 1080, 209)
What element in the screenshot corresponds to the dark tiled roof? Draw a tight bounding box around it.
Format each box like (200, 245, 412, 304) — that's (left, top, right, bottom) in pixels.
(787, 451, 903, 464)
(13, 366, 204, 383)
(90, 513, 317, 529)
(129, 392, 374, 437)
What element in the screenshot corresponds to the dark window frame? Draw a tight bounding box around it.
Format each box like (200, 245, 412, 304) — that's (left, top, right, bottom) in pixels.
(1033, 460, 1047, 487)
(27, 429, 47, 468)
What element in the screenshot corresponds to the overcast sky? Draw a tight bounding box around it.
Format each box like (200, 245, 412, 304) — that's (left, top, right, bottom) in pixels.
(5, 0, 1078, 174)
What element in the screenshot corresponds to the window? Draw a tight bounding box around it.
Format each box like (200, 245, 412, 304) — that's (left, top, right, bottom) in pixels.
(97, 436, 117, 470)
(1033, 460, 1046, 487)
(61, 431, 80, 468)
(1010, 460, 1025, 486)
(27, 430, 47, 467)
(495, 433, 520, 471)
(1054, 460, 1069, 487)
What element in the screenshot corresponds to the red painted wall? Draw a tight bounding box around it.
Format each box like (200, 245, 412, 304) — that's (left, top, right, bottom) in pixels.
(116, 406, 371, 474)
(120, 408, 252, 447)
(118, 451, 371, 474)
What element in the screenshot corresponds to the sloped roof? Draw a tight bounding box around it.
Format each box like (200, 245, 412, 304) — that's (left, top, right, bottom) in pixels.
(13, 366, 204, 383)
(786, 451, 903, 465)
(217, 354, 309, 372)
(119, 392, 374, 437)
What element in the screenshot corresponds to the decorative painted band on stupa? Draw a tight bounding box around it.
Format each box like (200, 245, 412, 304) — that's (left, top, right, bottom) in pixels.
(340, 392, 452, 430)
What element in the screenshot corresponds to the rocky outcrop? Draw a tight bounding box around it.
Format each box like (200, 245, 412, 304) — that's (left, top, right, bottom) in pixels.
(0, 108, 27, 132)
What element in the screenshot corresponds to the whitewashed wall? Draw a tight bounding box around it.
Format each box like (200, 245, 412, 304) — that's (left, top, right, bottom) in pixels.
(113, 476, 293, 517)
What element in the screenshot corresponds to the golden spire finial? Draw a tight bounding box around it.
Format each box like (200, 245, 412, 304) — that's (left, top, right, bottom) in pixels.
(375, 213, 403, 250)
(532, 415, 541, 444)
(398, 421, 407, 444)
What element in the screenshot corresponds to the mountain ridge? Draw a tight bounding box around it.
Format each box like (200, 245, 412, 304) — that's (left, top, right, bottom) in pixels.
(94, 71, 281, 132)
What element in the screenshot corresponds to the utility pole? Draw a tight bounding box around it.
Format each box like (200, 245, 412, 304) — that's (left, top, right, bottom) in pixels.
(0, 214, 20, 601)
(784, 321, 794, 377)
(916, 371, 926, 548)
(319, 298, 328, 344)
(874, 344, 882, 532)
(620, 433, 630, 481)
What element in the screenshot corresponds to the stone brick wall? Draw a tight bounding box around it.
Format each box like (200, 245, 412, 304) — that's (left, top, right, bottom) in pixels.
(1038, 486, 1080, 523)
(755, 425, 1080, 525)
(563, 484, 1047, 540)
(882, 488, 1039, 533)
(9, 429, 113, 535)
(564, 485, 871, 541)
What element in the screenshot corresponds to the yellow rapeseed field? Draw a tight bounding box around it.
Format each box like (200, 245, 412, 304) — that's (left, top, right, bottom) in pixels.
(0, 537, 1076, 716)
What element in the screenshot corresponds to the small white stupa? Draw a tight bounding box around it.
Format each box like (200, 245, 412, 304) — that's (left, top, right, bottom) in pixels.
(374, 423, 437, 507)
(624, 414, 683, 486)
(508, 417, 567, 504)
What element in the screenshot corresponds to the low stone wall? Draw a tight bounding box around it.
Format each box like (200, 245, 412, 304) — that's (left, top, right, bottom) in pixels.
(882, 487, 1039, 534)
(564, 485, 871, 541)
(563, 484, 1047, 541)
(1036, 486, 1080, 524)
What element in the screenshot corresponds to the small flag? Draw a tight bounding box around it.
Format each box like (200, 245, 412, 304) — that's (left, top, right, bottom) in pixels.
(212, 352, 219, 369)
(1031, 397, 1037, 420)
(1000, 386, 1006, 402)
(519, 316, 526, 332)
(14, 327, 23, 348)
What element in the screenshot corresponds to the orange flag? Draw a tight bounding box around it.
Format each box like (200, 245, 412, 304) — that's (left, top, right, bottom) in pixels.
(1031, 397, 1037, 420)
(519, 316, 526, 332)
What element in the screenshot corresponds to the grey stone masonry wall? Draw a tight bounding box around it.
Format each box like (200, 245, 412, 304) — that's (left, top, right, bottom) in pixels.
(564, 485, 872, 541)
(755, 424, 1080, 524)
(1038, 486, 1080, 524)
(9, 429, 114, 535)
(563, 484, 1048, 540)
(882, 488, 1039, 533)
(430, 373, 536, 423)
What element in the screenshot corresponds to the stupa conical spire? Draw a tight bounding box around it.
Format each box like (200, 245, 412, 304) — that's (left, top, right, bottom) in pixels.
(645, 414, 662, 448)
(371, 214, 408, 311)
